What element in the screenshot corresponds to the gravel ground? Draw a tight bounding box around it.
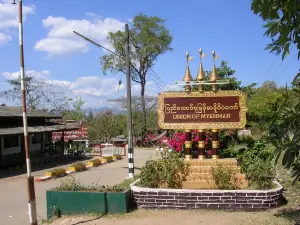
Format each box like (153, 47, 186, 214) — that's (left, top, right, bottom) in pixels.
(49, 209, 295, 225)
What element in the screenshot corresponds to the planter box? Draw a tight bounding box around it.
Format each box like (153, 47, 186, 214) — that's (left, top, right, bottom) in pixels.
(68, 164, 86, 172)
(88, 159, 101, 167)
(46, 189, 132, 219)
(45, 168, 66, 177)
(131, 179, 284, 210)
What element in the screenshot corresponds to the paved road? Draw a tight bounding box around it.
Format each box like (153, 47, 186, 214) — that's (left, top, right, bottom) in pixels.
(0, 149, 156, 225)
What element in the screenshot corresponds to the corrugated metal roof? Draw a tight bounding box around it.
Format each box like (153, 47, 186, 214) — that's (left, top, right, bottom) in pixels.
(0, 106, 61, 118)
(150, 131, 167, 142)
(111, 137, 127, 142)
(0, 124, 78, 136)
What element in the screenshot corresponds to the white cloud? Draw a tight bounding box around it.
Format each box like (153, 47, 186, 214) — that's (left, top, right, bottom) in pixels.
(35, 14, 125, 56)
(2, 69, 50, 80)
(131, 81, 158, 97)
(0, 0, 35, 44)
(0, 32, 11, 44)
(1, 70, 125, 107)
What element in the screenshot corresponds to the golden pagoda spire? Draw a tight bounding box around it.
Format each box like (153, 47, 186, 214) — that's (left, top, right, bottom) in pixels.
(209, 50, 220, 82)
(196, 48, 206, 92)
(209, 50, 220, 91)
(183, 52, 193, 82)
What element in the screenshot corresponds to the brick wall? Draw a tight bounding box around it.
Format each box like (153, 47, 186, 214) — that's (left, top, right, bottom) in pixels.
(131, 180, 283, 210)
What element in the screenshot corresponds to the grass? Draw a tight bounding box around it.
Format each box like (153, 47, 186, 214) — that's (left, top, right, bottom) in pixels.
(53, 176, 123, 192)
(114, 175, 140, 190)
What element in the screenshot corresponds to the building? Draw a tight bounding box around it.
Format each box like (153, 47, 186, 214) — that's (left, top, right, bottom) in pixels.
(0, 106, 78, 168)
(52, 120, 88, 142)
(52, 120, 89, 149)
(111, 135, 127, 147)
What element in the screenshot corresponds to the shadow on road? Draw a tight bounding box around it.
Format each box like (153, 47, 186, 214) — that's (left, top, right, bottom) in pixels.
(120, 166, 142, 171)
(274, 207, 300, 224)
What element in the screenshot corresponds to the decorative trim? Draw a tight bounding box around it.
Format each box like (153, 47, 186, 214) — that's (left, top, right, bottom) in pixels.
(198, 141, 205, 148)
(212, 141, 220, 148)
(184, 141, 193, 148)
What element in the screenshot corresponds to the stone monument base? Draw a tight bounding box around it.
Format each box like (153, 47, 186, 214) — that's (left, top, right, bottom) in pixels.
(182, 158, 248, 189)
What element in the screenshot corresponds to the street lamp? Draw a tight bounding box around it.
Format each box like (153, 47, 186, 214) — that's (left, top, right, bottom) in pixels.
(12, 0, 37, 224)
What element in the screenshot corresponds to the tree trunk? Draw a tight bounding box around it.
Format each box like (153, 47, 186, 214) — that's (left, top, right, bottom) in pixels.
(140, 81, 147, 146)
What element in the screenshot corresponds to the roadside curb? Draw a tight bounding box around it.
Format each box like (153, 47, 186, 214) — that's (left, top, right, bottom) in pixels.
(34, 157, 123, 182)
(35, 176, 51, 182)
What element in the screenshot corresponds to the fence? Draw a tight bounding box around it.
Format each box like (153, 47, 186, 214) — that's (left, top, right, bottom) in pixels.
(89, 144, 126, 156)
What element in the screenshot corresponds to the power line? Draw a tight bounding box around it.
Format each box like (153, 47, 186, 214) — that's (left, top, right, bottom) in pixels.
(148, 68, 171, 91)
(264, 45, 296, 81)
(127, 44, 171, 92)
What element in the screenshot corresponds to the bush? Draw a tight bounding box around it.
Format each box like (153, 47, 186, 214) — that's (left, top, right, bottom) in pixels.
(237, 139, 275, 189)
(247, 160, 275, 189)
(139, 152, 189, 188)
(211, 164, 238, 190)
(54, 176, 122, 192)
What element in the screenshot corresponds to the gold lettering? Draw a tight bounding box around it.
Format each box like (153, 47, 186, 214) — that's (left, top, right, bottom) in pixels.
(165, 104, 171, 114)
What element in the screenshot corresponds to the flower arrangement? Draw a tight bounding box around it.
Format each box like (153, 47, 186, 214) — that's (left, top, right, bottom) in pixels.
(167, 130, 228, 158)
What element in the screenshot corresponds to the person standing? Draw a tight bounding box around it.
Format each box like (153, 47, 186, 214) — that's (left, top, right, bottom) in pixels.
(160, 145, 164, 157)
(155, 146, 159, 157)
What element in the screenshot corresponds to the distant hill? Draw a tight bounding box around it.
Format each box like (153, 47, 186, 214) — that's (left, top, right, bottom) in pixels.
(83, 106, 125, 116)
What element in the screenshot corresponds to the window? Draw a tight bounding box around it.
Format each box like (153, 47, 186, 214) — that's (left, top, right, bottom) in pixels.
(4, 135, 19, 148)
(32, 133, 42, 144)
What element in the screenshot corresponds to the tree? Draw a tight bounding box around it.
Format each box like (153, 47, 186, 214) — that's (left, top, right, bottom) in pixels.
(247, 81, 286, 131)
(213, 61, 241, 90)
(251, 0, 300, 60)
(100, 13, 172, 139)
(261, 80, 278, 90)
(63, 97, 85, 121)
(0, 75, 71, 112)
(87, 110, 94, 122)
(270, 86, 300, 183)
(108, 96, 158, 146)
(88, 111, 127, 143)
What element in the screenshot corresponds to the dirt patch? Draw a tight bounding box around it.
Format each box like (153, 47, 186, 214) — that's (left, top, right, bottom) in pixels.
(49, 209, 295, 225)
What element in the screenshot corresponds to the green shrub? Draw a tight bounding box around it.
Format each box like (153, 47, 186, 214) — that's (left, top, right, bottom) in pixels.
(54, 176, 122, 192)
(247, 160, 275, 189)
(139, 152, 189, 188)
(237, 139, 275, 189)
(211, 164, 238, 190)
(140, 160, 162, 188)
(219, 143, 248, 158)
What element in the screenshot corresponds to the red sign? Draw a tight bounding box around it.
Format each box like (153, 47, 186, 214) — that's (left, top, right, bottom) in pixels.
(158, 91, 247, 129)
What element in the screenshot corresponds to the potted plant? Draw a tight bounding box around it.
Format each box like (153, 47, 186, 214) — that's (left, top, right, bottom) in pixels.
(46, 176, 133, 219)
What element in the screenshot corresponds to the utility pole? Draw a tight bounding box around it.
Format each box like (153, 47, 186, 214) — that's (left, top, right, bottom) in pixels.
(125, 24, 134, 178)
(72, 27, 135, 178)
(12, 0, 37, 224)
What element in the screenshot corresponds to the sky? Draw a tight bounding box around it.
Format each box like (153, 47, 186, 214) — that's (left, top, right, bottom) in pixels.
(0, 0, 299, 108)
